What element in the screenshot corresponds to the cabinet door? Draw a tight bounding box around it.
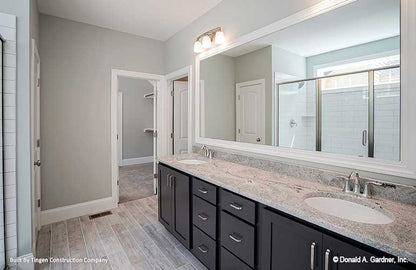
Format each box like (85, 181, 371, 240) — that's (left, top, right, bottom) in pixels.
(261, 209, 322, 270)
(172, 169, 191, 248)
(323, 234, 406, 270)
(158, 165, 173, 228)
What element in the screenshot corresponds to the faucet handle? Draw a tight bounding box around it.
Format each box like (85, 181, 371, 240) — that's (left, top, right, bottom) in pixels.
(344, 177, 351, 192)
(363, 182, 382, 198)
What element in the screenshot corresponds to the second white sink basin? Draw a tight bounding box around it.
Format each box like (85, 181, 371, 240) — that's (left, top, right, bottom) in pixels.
(305, 196, 394, 224)
(178, 159, 207, 165)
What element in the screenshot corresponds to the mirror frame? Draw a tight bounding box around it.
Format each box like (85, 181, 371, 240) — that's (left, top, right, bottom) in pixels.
(194, 0, 416, 183)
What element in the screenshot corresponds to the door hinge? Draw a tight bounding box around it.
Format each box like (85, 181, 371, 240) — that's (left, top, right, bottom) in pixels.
(37, 139, 40, 147)
(154, 173, 158, 179)
(117, 180, 120, 186)
(171, 90, 174, 97)
(117, 134, 119, 140)
(36, 78, 40, 87)
(238, 95, 240, 100)
(238, 129, 241, 134)
(37, 199, 41, 208)
(171, 132, 174, 139)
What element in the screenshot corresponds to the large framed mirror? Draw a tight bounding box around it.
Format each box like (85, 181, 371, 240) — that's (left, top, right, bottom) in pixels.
(195, 0, 416, 181)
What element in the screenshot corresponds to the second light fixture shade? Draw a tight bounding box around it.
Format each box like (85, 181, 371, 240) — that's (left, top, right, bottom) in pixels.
(202, 35, 212, 48)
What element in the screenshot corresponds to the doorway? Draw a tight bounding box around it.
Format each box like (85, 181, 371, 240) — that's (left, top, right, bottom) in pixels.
(111, 69, 163, 205)
(166, 66, 192, 155)
(236, 79, 266, 144)
(173, 77, 189, 154)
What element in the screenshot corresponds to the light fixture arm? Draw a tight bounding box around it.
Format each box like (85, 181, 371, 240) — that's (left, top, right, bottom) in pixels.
(196, 27, 223, 42)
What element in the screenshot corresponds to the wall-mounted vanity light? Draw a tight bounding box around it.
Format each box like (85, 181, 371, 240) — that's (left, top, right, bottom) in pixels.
(194, 27, 225, 53)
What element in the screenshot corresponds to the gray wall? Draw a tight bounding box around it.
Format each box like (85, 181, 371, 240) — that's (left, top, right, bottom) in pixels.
(0, 0, 34, 257)
(235, 46, 273, 145)
(39, 15, 164, 210)
(119, 77, 154, 159)
(200, 54, 236, 141)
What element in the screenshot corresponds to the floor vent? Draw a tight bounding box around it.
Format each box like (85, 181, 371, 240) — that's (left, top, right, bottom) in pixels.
(89, 211, 112, 220)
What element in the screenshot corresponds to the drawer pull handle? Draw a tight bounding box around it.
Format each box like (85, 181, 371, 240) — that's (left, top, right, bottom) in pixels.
(198, 213, 208, 221)
(310, 242, 316, 270)
(198, 245, 208, 253)
(324, 249, 331, 270)
(229, 233, 242, 243)
(229, 202, 243, 211)
(198, 188, 208, 194)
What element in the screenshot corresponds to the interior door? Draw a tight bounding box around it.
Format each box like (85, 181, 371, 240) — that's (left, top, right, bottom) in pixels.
(236, 79, 265, 144)
(173, 81, 189, 154)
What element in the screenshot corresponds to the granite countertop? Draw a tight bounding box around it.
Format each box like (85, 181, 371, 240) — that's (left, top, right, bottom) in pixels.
(159, 154, 416, 264)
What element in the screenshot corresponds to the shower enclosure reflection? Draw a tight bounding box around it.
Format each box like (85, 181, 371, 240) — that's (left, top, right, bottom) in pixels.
(198, 0, 401, 161)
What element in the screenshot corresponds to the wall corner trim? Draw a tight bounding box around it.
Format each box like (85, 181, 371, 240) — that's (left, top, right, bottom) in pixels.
(40, 197, 116, 226)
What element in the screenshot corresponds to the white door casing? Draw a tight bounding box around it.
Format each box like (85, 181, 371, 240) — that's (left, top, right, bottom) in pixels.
(30, 39, 41, 251)
(117, 92, 123, 166)
(173, 81, 189, 154)
(236, 79, 265, 144)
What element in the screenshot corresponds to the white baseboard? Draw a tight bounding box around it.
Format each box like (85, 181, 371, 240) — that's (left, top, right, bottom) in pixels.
(121, 156, 153, 166)
(40, 197, 116, 226)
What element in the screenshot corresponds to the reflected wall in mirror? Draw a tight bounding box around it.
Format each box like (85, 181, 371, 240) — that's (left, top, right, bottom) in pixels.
(199, 0, 400, 161)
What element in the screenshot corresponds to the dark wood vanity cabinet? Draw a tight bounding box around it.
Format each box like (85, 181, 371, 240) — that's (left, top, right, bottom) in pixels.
(158, 164, 191, 249)
(261, 208, 323, 270)
(261, 208, 408, 270)
(158, 163, 413, 270)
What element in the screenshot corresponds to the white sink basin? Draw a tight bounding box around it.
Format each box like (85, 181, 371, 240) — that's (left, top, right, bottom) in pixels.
(304, 196, 394, 224)
(178, 159, 207, 165)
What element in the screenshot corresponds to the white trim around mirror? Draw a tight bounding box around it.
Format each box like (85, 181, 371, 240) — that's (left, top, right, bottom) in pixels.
(194, 0, 416, 182)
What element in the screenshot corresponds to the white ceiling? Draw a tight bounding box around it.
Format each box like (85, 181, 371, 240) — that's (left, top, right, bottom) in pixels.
(37, 0, 223, 41)
(224, 0, 399, 58)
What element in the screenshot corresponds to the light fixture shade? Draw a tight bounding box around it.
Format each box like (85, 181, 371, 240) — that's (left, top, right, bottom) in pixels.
(202, 35, 212, 48)
(194, 40, 203, 53)
(215, 31, 225, 44)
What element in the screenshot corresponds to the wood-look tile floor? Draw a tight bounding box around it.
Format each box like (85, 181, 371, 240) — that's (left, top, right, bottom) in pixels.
(119, 163, 155, 204)
(36, 196, 207, 270)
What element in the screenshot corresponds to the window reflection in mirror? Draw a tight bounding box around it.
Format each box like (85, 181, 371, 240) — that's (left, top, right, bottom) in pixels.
(199, 0, 400, 161)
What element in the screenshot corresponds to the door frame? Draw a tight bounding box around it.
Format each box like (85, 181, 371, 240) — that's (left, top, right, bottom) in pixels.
(111, 69, 165, 204)
(30, 38, 41, 252)
(117, 92, 123, 166)
(236, 79, 266, 144)
(165, 66, 193, 154)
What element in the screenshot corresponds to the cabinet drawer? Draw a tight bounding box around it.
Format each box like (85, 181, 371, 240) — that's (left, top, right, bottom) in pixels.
(220, 247, 252, 270)
(193, 195, 217, 239)
(192, 226, 216, 270)
(221, 189, 255, 224)
(193, 178, 217, 204)
(220, 211, 255, 268)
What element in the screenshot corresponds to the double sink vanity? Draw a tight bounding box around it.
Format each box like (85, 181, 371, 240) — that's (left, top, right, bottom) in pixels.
(157, 154, 416, 270)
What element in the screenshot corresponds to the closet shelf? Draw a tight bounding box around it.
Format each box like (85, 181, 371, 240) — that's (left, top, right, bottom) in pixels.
(144, 92, 155, 99)
(144, 128, 156, 133)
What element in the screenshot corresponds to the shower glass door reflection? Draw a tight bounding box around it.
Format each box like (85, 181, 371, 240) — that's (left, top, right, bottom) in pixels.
(278, 80, 316, 151)
(321, 72, 369, 157)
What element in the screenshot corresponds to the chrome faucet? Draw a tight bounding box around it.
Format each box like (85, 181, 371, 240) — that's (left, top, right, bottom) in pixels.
(201, 145, 213, 159)
(345, 171, 360, 194)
